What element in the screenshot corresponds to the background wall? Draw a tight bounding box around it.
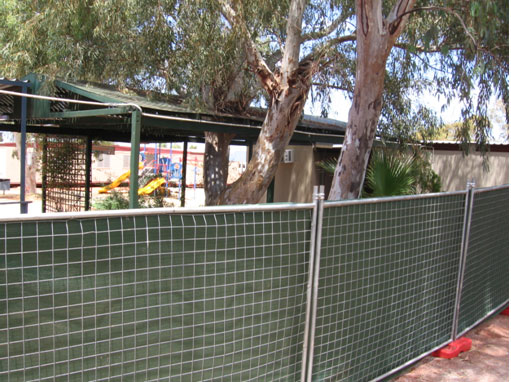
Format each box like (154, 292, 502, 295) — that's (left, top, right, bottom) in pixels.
(273, 145, 315, 203)
(430, 148, 509, 191)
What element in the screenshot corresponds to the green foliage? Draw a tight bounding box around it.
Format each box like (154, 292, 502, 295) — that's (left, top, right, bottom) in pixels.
(363, 150, 416, 197)
(0, 0, 506, 202)
(2, 1, 506, 127)
(317, 147, 443, 196)
(93, 188, 169, 211)
(316, 157, 338, 174)
(93, 190, 130, 210)
(409, 150, 443, 193)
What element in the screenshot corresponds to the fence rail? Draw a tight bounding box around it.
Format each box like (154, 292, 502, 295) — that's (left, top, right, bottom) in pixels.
(0, 185, 508, 381)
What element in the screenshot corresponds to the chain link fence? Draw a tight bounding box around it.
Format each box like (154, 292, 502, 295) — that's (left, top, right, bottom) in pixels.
(0, 186, 508, 381)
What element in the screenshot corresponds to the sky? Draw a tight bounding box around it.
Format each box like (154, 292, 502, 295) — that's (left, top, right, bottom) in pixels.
(305, 89, 508, 144)
(306, 88, 464, 125)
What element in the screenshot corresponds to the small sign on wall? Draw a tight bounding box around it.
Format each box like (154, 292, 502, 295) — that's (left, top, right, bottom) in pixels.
(282, 149, 294, 163)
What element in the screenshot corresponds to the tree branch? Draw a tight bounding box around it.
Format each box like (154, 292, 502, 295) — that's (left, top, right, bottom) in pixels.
(300, 34, 356, 65)
(386, 0, 417, 37)
(393, 42, 463, 54)
(281, 0, 307, 84)
(393, 6, 507, 71)
(391, 6, 478, 48)
(312, 82, 351, 92)
(217, 0, 279, 95)
(300, 13, 350, 42)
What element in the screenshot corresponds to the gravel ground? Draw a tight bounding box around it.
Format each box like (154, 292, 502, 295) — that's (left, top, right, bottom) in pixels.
(392, 313, 509, 382)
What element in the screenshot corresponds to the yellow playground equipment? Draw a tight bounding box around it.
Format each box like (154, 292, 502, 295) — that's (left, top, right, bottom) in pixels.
(138, 178, 166, 195)
(98, 163, 144, 194)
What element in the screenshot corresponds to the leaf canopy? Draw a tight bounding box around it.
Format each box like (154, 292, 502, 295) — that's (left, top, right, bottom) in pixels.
(0, 0, 507, 147)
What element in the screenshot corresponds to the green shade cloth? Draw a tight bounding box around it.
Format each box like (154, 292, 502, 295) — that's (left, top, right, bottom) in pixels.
(0, 209, 312, 381)
(457, 187, 509, 335)
(0, 187, 508, 382)
(312, 195, 466, 381)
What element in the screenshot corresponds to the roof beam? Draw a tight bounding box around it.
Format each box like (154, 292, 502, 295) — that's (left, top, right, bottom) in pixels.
(55, 80, 121, 104)
(49, 107, 130, 119)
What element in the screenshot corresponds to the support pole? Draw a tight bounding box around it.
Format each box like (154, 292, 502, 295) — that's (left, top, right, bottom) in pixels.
(84, 137, 92, 211)
(41, 136, 47, 213)
(452, 181, 476, 339)
(248, 143, 253, 161)
(306, 185, 325, 382)
(129, 110, 141, 209)
(180, 141, 188, 207)
(20, 86, 27, 214)
(301, 186, 321, 382)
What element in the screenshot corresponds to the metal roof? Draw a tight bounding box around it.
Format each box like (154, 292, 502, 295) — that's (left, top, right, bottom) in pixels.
(0, 76, 346, 145)
(56, 80, 192, 114)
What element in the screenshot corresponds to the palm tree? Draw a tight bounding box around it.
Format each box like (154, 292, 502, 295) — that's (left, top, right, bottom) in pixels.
(317, 148, 441, 198)
(363, 150, 415, 197)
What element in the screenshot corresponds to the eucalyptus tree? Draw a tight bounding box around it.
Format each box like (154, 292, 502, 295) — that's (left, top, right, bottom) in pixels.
(0, 0, 265, 204)
(0, 0, 507, 203)
(214, 0, 508, 202)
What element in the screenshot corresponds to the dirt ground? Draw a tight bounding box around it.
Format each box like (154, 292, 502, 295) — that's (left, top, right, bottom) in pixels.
(392, 313, 509, 382)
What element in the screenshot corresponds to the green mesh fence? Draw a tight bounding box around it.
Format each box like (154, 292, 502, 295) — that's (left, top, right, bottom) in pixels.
(311, 194, 466, 382)
(457, 186, 509, 336)
(0, 208, 313, 382)
(0, 187, 508, 382)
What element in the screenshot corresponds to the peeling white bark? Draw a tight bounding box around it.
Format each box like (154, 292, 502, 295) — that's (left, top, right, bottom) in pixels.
(328, 0, 417, 201)
(211, 0, 314, 205)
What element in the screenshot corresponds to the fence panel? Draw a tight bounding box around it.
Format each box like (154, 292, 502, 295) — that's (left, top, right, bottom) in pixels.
(311, 194, 466, 382)
(456, 186, 509, 336)
(0, 206, 313, 382)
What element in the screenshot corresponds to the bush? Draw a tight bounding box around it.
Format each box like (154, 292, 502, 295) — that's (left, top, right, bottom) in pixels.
(93, 189, 170, 210)
(93, 190, 130, 210)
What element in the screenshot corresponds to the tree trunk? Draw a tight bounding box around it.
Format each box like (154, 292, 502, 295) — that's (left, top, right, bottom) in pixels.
(328, 0, 416, 200)
(15, 133, 37, 194)
(26, 151, 37, 194)
(203, 132, 235, 205)
(212, 0, 310, 205)
(215, 65, 312, 205)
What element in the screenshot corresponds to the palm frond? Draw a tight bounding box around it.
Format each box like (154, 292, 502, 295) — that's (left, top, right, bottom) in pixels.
(363, 150, 416, 197)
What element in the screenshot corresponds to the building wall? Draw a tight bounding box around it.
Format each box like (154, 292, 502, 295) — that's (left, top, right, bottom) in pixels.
(271, 145, 509, 202)
(273, 145, 315, 203)
(430, 149, 509, 191)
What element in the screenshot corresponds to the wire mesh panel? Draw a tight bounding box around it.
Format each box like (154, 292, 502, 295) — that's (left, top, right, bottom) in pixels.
(311, 194, 466, 382)
(0, 207, 313, 381)
(43, 135, 89, 213)
(457, 186, 509, 336)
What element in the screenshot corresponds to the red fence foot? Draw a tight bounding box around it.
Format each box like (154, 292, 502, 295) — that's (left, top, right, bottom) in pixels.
(500, 307, 509, 316)
(431, 338, 472, 359)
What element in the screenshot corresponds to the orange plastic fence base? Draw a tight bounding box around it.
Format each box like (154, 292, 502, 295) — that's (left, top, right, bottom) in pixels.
(431, 337, 472, 359)
(500, 307, 509, 316)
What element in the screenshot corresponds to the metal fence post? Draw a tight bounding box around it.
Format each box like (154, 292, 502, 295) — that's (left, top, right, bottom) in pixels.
(451, 181, 476, 339)
(301, 185, 325, 382)
(301, 186, 320, 382)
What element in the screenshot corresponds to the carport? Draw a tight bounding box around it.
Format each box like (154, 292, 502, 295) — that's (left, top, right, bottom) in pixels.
(0, 74, 346, 211)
